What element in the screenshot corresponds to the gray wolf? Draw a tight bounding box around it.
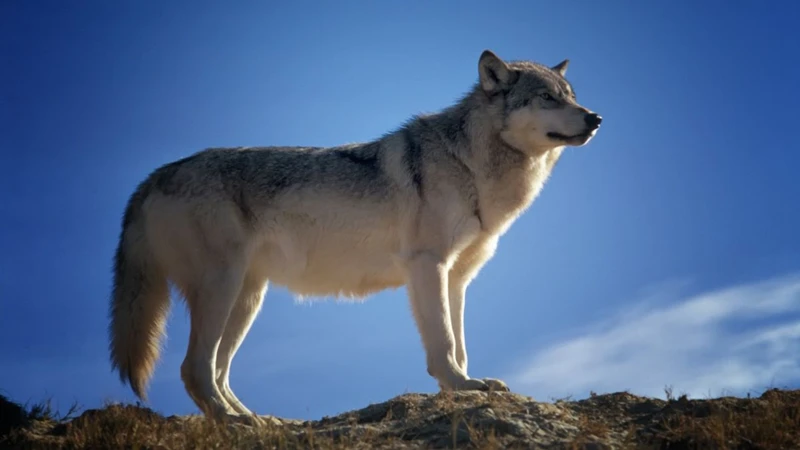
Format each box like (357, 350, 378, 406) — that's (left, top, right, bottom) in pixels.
(108, 49, 602, 424)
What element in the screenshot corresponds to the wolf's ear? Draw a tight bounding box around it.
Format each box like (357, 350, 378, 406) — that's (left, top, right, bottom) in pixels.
(552, 59, 569, 77)
(479, 50, 516, 95)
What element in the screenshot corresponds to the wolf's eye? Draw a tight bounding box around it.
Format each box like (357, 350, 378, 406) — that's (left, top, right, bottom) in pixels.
(539, 93, 555, 101)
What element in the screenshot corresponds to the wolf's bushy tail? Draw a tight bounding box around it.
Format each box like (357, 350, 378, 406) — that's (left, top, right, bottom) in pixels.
(108, 183, 170, 401)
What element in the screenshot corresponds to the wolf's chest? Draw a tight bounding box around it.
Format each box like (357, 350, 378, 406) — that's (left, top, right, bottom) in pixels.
(478, 160, 556, 234)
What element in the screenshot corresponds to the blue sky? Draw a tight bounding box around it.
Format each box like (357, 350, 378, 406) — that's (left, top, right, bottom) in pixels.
(2, 1, 800, 420)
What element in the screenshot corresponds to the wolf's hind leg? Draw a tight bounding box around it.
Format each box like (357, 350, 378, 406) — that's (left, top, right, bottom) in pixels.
(180, 260, 247, 422)
(215, 275, 267, 418)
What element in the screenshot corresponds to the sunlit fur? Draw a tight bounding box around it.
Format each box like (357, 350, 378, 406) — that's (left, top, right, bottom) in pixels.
(108, 49, 602, 424)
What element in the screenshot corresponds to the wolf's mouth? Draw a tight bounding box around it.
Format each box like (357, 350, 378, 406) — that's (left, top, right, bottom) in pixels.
(547, 131, 591, 141)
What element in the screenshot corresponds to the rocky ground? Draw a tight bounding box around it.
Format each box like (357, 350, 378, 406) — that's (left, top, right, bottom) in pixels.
(2, 388, 799, 449)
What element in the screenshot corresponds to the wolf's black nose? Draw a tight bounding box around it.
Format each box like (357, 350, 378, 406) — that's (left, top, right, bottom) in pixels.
(585, 113, 602, 128)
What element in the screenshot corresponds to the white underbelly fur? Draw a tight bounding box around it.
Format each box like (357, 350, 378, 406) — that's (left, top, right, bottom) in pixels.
(261, 224, 407, 299)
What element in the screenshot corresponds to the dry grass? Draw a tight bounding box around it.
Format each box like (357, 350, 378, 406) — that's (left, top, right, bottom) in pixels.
(570, 413, 610, 449)
(1, 387, 798, 449)
(652, 388, 800, 449)
(1, 402, 369, 450)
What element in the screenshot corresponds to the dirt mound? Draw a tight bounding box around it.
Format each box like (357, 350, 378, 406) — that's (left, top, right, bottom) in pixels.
(2, 389, 798, 449)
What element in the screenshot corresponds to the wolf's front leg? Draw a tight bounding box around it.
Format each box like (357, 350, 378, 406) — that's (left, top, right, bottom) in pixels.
(447, 282, 469, 375)
(406, 251, 489, 391)
(446, 276, 509, 393)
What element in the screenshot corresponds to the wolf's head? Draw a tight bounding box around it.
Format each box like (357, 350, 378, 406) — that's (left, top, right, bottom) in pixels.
(478, 50, 601, 154)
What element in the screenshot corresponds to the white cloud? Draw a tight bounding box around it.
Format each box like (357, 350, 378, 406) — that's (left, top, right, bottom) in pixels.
(508, 274, 800, 400)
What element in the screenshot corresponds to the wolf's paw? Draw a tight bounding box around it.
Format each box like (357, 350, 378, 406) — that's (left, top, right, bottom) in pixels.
(256, 415, 284, 427)
(447, 377, 510, 392)
(455, 378, 490, 391)
(218, 412, 271, 427)
(479, 377, 510, 392)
